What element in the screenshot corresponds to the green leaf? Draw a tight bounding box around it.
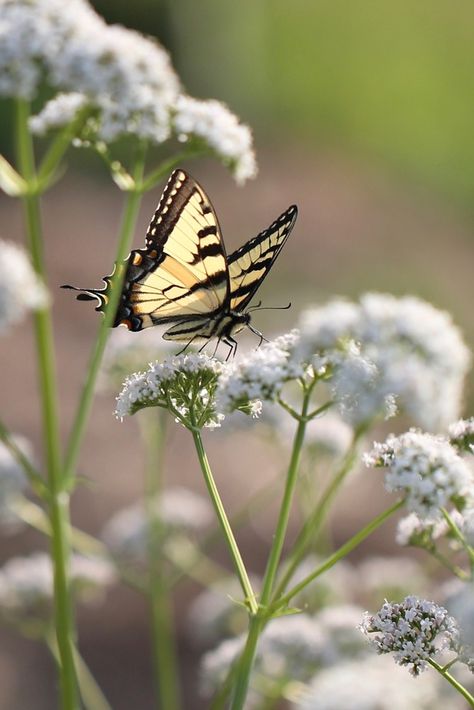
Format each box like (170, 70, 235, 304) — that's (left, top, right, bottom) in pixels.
(0, 154, 28, 196)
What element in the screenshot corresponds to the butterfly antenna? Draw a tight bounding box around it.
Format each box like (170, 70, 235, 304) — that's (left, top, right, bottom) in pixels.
(61, 284, 104, 302)
(248, 301, 292, 313)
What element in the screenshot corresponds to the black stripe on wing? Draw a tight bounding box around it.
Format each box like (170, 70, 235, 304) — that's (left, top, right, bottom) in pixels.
(227, 204, 297, 312)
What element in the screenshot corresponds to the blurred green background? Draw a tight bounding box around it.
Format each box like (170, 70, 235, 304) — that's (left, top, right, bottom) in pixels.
(2, 2, 474, 707)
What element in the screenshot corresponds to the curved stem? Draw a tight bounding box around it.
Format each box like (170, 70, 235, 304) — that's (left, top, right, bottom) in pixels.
(428, 659, 474, 706)
(271, 499, 404, 613)
(273, 427, 365, 601)
(16, 99, 78, 709)
(191, 430, 258, 615)
(63, 145, 146, 485)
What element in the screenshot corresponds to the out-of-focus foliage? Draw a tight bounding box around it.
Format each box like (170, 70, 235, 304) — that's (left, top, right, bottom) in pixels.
(90, 0, 474, 208)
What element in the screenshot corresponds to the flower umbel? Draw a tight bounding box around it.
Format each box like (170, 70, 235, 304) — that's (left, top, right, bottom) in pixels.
(360, 596, 459, 676)
(365, 430, 474, 521)
(115, 353, 225, 428)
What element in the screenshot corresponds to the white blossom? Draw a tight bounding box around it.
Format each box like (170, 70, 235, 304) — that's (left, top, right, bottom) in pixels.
(292, 654, 443, 709)
(0, 552, 116, 618)
(173, 96, 257, 183)
(365, 430, 474, 521)
(298, 294, 471, 431)
(449, 417, 474, 454)
(217, 331, 303, 414)
(0, 240, 48, 333)
(360, 596, 459, 676)
(115, 352, 225, 427)
(29, 92, 87, 134)
(102, 487, 212, 562)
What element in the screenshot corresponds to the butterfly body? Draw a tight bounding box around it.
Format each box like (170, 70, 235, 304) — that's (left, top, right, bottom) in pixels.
(64, 170, 297, 355)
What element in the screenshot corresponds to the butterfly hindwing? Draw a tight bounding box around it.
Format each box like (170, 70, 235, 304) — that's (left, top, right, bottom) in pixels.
(227, 205, 297, 312)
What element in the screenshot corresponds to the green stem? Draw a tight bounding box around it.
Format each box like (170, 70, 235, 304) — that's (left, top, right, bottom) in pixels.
(428, 659, 474, 706)
(271, 499, 404, 612)
(259, 387, 312, 608)
(46, 629, 112, 710)
(230, 616, 264, 710)
(442, 507, 474, 567)
(36, 107, 90, 189)
(63, 146, 146, 486)
(141, 412, 181, 710)
(273, 429, 364, 601)
(230, 385, 313, 710)
(141, 146, 208, 192)
(16, 99, 78, 709)
(191, 430, 258, 615)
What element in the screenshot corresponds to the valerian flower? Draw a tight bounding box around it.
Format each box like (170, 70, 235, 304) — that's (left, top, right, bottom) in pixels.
(216, 331, 303, 414)
(360, 596, 459, 676)
(449, 418, 474, 454)
(115, 353, 225, 428)
(298, 294, 470, 431)
(364, 429, 474, 521)
(0, 240, 48, 333)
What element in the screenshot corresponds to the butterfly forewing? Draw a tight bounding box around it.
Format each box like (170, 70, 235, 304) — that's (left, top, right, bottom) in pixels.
(227, 205, 297, 312)
(119, 170, 229, 329)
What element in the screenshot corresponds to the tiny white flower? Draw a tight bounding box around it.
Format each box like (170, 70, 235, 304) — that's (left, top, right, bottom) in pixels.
(298, 294, 471, 431)
(0, 240, 48, 333)
(173, 96, 257, 184)
(449, 417, 474, 454)
(115, 352, 225, 427)
(360, 596, 459, 676)
(365, 430, 474, 521)
(29, 92, 87, 134)
(292, 654, 442, 709)
(217, 331, 303, 414)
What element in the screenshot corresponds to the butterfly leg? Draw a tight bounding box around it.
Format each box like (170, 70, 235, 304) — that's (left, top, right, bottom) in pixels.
(223, 337, 238, 361)
(175, 335, 200, 356)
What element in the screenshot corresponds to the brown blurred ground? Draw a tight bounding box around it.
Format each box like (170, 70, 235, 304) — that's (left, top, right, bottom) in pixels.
(1, 148, 473, 707)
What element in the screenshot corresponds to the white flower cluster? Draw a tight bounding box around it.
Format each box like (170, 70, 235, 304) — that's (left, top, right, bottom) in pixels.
(364, 430, 474, 521)
(360, 596, 459, 676)
(0, 436, 30, 529)
(29, 92, 88, 134)
(115, 352, 224, 427)
(173, 96, 257, 184)
(217, 331, 303, 414)
(2, 0, 257, 178)
(449, 417, 474, 454)
(329, 341, 397, 426)
(298, 294, 471, 431)
(0, 552, 116, 619)
(0, 240, 48, 333)
(293, 654, 442, 710)
(102, 487, 213, 563)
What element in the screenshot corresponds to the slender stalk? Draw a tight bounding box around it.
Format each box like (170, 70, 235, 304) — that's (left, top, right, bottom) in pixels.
(230, 385, 313, 710)
(191, 430, 258, 615)
(273, 429, 364, 601)
(442, 507, 474, 567)
(271, 499, 404, 612)
(259, 386, 312, 608)
(63, 146, 146, 485)
(142, 412, 181, 710)
(46, 629, 112, 710)
(230, 616, 264, 710)
(428, 659, 474, 706)
(16, 99, 78, 709)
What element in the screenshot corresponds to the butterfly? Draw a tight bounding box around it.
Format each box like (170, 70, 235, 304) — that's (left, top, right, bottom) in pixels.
(63, 169, 297, 357)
